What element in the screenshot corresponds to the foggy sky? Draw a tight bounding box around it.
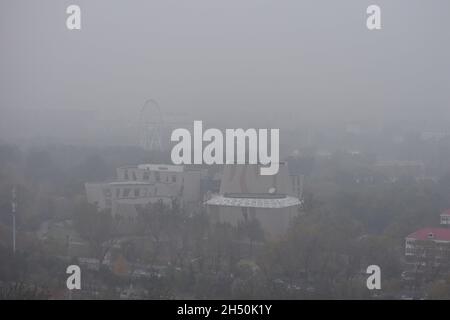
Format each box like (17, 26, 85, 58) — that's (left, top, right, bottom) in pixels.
(1, 0, 450, 145)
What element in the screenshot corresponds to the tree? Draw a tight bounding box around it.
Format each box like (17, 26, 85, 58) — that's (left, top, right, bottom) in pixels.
(0, 282, 50, 300)
(73, 201, 112, 262)
(231, 260, 268, 299)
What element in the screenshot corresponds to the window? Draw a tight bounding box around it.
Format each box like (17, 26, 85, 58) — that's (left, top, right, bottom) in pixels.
(115, 188, 120, 198)
(172, 175, 176, 183)
(442, 215, 450, 225)
(249, 207, 256, 219)
(132, 171, 137, 181)
(143, 172, 149, 180)
(155, 172, 160, 182)
(134, 188, 140, 197)
(124, 170, 129, 180)
(241, 207, 248, 221)
(123, 188, 131, 197)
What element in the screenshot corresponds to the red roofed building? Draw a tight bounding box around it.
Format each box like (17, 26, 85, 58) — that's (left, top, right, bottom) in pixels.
(405, 227, 450, 267)
(407, 228, 450, 242)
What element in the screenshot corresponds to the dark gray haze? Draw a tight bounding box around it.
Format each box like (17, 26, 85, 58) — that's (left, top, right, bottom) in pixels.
(1, 0, 450, 145)
(2, 1, 450, 302)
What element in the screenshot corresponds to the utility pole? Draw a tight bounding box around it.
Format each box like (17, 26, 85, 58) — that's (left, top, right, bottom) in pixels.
(12, 186, 16, 254)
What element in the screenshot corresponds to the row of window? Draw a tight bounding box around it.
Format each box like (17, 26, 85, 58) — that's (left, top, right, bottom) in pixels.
(104, 187, 159, 199)
(122, 169, 178, 183)
(441, 215, 450, 225)
(405, 245, 450, 258)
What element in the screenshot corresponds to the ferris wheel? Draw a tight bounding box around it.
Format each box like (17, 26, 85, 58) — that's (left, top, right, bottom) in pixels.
(138, 99, 164, 151)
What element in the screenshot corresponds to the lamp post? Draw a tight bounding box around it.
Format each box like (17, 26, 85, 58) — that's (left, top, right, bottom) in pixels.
(12, 186, 16, 254)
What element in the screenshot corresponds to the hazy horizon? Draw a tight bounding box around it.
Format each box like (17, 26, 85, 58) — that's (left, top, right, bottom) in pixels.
(1, 0, 450, 145)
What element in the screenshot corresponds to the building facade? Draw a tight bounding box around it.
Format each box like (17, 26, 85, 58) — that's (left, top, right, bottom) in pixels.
(405, 227, 450, 267)
(85, 164, 202, 219)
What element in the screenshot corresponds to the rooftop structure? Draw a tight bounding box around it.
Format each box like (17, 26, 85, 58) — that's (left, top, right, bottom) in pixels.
(207, 193, 301, 209)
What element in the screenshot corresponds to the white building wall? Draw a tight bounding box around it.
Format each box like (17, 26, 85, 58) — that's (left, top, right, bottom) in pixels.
(209, 205, 297, 239)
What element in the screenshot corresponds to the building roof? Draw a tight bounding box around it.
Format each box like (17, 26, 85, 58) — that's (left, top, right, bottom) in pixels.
(138, 164, 184, 172)
(219, 164, 295, 196)
(406, 228, 450, 242)
(441, 209, 450, 216)
(375, 160, 424, 167)
(206, 194, 301, 209)
(108, 181, 153, 186)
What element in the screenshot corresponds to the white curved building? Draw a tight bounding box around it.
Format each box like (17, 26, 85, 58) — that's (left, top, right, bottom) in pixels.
(206, 163, 302, 238)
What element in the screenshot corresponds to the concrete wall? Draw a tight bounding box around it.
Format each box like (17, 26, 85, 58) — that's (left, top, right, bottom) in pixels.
(209, 205, 298, 239)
